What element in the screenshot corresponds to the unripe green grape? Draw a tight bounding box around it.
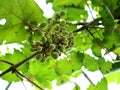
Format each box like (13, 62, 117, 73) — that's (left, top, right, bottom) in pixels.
(47, 37, 52, 44)
(37, 46, 43, 52)
(39, 22, 47, 28)
(51, 52, 59, 59)
(60, 11, 66, 16)
(59, 45, 65, 52)
(49, 44, 56, 51)
(55, 13, 61, 19)
(36, 54, 43, 60)
(41, 36, 47, 42)
(35, 41, 41, 46)
(55, 24, 60, 30)
(60, 20, 66, 25)
(30, 47, 36, 52)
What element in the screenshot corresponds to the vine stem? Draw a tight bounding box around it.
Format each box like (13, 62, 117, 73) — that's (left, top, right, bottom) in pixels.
(82, 70, 95, 86)
(15, 70, 44, 90)
(0, 52, 38, 77)
(5, 82, 12, 90)
(73, 17, 102, 33)
(0, 60, 13, 65)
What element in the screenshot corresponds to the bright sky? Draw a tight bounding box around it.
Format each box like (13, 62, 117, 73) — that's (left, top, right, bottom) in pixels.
(0, 0, 120, 90)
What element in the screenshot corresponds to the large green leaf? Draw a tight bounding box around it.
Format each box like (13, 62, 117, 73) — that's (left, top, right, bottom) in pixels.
(69, 51, 84, 70)
(55, 52, 83, 75)
(65, 7, 88, 22)
(99, 58, 112, 74)
(87, 77, 108, 90)
(74, 33, 93, 51)
(29, 59, 57, 88)
(100, 4, 115, 27)
(83, 54, 99, 71)
(0, 0, 45, 43)
(102, 30, 120, 49)
(55, 58, 73, 75)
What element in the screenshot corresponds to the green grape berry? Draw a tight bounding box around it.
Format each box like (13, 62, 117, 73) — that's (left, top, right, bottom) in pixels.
(36, 54, 43, 60)
(60, 20, 66, 25)
(30, 47, 36, 52)
(51, 52, 59, 59)
(47, 37, 52, 44)
(37, 46, 43, 52)
(60, 11, 66, 16)
(49, 44, 56, 51)
(39, 22, 47, 28)
(55, 24, 60, 30)
(41, 36, 47, 42)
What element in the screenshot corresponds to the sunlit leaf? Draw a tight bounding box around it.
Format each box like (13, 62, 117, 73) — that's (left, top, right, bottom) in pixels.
(83, 54, 99, 71)
(65, 7, 88, 22)
(74, 33, 93, 51)
(87, 77, 108, 90)
(0, 0, 45, 43)
(106, 70, 120, 84)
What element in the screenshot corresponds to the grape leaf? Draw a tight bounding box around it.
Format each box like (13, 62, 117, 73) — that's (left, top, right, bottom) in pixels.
(73, 83, 80, 90)
(106, 71, 120, 84)
(55, 52, 83, 76)
(0, 0, 45, 43)
(55, 58, 73, 75)
(102, 30, 120, 49)
(98, 58, 112, 74)
(65, 7, 88, 22)
(69, 52, 84, 70)
(74, 34, 93, 51)
(100, 4, 115, 27)
(83, 54, 99, 71)
(114, 47, 120, 54)
(1, 72, 20, 82)
(29, 59, 57, 88)
(91, 39, 102, 57)
(53, 0, 85, 7)
(87, 77, 108, 90)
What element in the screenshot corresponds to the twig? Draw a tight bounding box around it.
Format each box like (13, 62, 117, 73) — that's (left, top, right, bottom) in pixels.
(15, 70, 44, 90)
(73, 17, 102, 33)
(0, 60, 13, 65)
(85, 0, 95, 20)
(5, 82, 12, 90)
(0, 52, 38, 77)
(82, 70, 95, 86)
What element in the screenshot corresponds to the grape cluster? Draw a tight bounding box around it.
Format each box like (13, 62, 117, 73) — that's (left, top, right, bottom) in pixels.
(29, 11, 74, 62)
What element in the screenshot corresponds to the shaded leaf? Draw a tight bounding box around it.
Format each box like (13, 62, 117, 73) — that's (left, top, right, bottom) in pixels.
(98, 58, 112, 74)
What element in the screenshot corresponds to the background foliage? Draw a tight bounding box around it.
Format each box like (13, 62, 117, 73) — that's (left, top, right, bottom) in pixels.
(0, 0, 120, 90)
